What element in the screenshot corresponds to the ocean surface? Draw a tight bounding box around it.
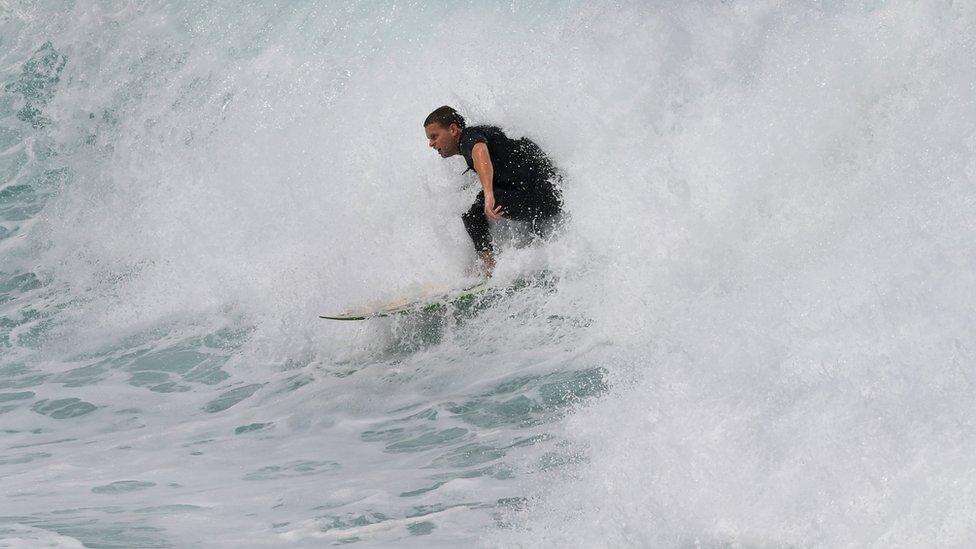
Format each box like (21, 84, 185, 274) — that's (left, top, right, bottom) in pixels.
(2, 1, 976, 547)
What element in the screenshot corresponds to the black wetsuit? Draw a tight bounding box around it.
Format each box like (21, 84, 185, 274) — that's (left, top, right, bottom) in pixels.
(459, 125, 563, 252)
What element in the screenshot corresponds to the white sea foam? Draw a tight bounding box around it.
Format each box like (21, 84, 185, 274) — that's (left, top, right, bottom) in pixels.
(1, 1, 974, 547)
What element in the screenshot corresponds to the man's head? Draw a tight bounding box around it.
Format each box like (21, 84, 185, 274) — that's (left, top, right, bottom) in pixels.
(424, 106, 465, 158)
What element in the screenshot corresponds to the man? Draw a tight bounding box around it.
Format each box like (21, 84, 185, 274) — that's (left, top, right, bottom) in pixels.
(424, 106, 563, 277)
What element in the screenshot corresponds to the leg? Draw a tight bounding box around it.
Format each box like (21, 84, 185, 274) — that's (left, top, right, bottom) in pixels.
(528, 211, 565, 242)
(492, 180, 561, 221)
(461, 193, 495, 277)
(478, 250, 495, 277)
(493, 183, 563, 244)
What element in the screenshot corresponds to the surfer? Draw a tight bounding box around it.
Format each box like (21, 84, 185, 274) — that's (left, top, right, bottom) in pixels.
(424, 106, 563, 277)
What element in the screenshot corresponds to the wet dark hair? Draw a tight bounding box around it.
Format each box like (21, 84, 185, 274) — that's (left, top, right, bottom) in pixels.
(424, 106, 465, 129)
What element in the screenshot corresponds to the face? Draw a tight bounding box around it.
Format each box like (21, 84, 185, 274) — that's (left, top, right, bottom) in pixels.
(425, 122, 461, 158)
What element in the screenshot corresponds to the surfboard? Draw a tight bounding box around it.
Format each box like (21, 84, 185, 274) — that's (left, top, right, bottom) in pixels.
(320, 280, 493, 321)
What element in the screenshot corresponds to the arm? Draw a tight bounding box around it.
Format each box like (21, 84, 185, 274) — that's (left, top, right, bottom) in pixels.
(471, 142, 503, 221)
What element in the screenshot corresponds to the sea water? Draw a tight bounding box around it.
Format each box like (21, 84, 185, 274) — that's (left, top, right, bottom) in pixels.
(1, 1, 975, 547)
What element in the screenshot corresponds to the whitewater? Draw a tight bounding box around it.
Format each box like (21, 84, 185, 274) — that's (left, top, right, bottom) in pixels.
(1, 1, 975, 547)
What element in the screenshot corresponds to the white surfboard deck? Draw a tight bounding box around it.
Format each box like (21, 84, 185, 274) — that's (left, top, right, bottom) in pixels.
(321, 280, 492, 321)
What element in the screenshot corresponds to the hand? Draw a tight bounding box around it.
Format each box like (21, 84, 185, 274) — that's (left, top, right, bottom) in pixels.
(484, 193, 503, 222)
